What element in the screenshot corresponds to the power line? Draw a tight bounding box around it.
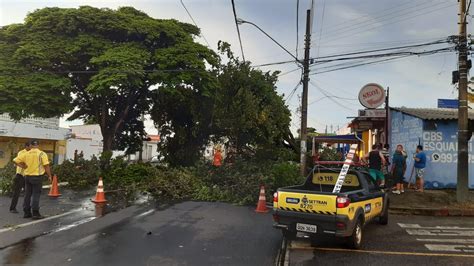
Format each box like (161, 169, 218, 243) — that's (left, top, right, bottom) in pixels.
(311, 48, 454, 75)
(309, 80, 356, 111)
(250, 38, 451, 69)
(179, 0, 211, 48)
(315, 0, 326, 57)
(285, 73, 303, 102)
(230, 0, 245, 61)
(312, 0, 417, 35)
(320, 2, 456, 45)
(311, 46, 454, 67)
(278, 67, 302, 77)
(312, 1, 436, 42)
(465, 0, 472, 22)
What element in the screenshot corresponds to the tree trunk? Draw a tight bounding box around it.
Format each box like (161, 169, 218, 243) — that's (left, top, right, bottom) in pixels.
(102, 132, 114, 153)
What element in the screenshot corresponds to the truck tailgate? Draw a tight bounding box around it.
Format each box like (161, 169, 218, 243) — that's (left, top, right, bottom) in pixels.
(276, 191, 337, 215)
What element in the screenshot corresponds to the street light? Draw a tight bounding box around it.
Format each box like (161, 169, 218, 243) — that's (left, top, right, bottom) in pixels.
(237, 18, 301, 65)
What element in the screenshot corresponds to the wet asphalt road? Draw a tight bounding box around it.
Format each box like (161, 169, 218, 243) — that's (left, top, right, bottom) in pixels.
(287, 214, 474, 266)
(0, 201, 280, 266)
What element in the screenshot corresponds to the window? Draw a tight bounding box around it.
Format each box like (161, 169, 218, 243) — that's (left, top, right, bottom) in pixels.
(423, 121, 437, 131)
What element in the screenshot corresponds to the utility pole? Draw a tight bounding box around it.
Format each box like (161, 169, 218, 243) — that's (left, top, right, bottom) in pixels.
(457, 0, 469, 203)
(300, 9, 312, 176)
(385, 87, 390, 145)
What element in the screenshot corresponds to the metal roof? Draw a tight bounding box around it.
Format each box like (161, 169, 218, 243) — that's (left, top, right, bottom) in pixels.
(392, 107, 474, 121)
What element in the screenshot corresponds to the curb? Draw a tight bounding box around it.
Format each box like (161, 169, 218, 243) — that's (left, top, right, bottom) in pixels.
(389, 206, 474, 217)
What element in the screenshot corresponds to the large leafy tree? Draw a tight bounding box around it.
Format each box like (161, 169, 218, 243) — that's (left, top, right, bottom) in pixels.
(0, 6, 217, 153)
(213, 42, 294, 157)
(151, 42, 295, 166)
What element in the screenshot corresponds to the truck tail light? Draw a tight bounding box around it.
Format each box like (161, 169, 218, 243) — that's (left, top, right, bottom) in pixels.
(336, 222, 346, 229)
(273, 192, 278, 203)
(336, 196, 350, 208)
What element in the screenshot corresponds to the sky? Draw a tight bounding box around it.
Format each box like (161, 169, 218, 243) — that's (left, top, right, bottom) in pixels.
(0, 0, 467, 134)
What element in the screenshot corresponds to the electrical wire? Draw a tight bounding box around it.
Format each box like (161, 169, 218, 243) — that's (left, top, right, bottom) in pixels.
(285, 74, 303, 102)
(230, 0, 245, 61)
(179, 0, 211, 48)
(311, 48, 454, 75)
(309, 80, 356, 111)
(320, 2, 456, 45)
(312, 1, 438, 42)
(312, 0, 417, 35)
(250, 38, 451, 69)
(465, 0, 472, 23)
(315, 0, 326, 57)
(278, 67, 302, 77)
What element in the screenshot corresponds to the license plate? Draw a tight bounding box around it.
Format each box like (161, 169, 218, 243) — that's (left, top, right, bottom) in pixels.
(296, 223, 317, 233)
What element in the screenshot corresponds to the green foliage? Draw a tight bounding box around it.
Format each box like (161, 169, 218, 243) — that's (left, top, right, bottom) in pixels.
(0, 163, 16, 195)
(151, 42, 295, 166)
(212, 42, 292, 157)
(319, 147, 340, 161)
(0, 6, 217, 154)
(147, 167, 202, 201)
(51, 158, 301, 205)
(52, 159, 101, 189)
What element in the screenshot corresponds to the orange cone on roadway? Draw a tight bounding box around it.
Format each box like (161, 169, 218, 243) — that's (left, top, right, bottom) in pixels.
(255, 185, 269, 213)
(48, 174, 62, 197)
(92, 177, 107, 204)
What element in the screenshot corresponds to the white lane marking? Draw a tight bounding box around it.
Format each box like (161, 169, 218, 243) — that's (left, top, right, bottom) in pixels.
(67, 233, 99, 249)
(406, 229, 474, 236)
(50, 217, 96, 234)
(425, 244, 474, 253)
(418, 239, 474, 244)
(0, 208, 82, 234)
(136, 209, 155, 218)
(398, 223, 474, 230)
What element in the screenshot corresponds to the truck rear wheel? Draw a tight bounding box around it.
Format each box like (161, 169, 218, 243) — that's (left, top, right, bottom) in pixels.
(347, 219, 363, 249)
(379, 205, 389, 225)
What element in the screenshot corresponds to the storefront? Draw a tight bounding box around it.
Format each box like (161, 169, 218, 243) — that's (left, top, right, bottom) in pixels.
(0, 114, 69, 167)
(390, 107, 474, 189)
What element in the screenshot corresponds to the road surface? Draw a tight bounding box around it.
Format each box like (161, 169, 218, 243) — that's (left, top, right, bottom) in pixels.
(285, 214, 474, 266)
(0, 201, 280, 266)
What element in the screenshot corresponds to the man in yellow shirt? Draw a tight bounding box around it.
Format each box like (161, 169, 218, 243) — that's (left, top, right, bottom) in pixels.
(9, 142, 31, 213)
(13, 140, 52, 219)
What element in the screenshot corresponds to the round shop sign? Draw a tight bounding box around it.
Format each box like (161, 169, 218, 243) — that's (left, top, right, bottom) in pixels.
(358, 83, 386, 109)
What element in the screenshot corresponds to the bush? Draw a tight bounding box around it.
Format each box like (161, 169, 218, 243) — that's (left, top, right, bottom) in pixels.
(53, 158, 101, 189)
(0, 163, 16, 195)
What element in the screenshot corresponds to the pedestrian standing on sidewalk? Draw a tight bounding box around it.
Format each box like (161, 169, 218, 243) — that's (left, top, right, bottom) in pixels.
(13, 140, 52, 219)
(414, 145, 426, 192)
(9, 142, 31, 213)
(391, 144, 407, 195)
(363, 144, 387, 188)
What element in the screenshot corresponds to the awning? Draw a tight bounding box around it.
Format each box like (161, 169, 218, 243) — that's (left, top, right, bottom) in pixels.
(312, 134, 362, 144)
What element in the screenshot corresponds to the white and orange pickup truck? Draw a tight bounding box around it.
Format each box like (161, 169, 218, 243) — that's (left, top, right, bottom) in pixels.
(272, 167, 389, 249)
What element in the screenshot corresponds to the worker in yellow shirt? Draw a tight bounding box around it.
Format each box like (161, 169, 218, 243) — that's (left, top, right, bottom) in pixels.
(9, 142, 31, 213)
(13, 140, 52, 219)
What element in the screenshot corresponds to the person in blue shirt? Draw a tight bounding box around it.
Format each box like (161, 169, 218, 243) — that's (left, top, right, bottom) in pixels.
(414, 145, 427, 192)
(391, 144, 407, 195)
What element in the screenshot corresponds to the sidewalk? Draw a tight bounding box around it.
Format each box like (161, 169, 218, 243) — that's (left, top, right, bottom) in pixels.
(0, 189, 93, 229)
(389, 189, 474, 216)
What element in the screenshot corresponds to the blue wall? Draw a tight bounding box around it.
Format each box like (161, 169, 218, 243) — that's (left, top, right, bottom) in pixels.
(390, 110, 474, 189)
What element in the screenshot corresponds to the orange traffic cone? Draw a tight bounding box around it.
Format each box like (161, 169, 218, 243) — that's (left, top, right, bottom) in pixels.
(255, 185, 269, 213)
(92, 177, 107, 204)
(48, 174, 62, 197)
